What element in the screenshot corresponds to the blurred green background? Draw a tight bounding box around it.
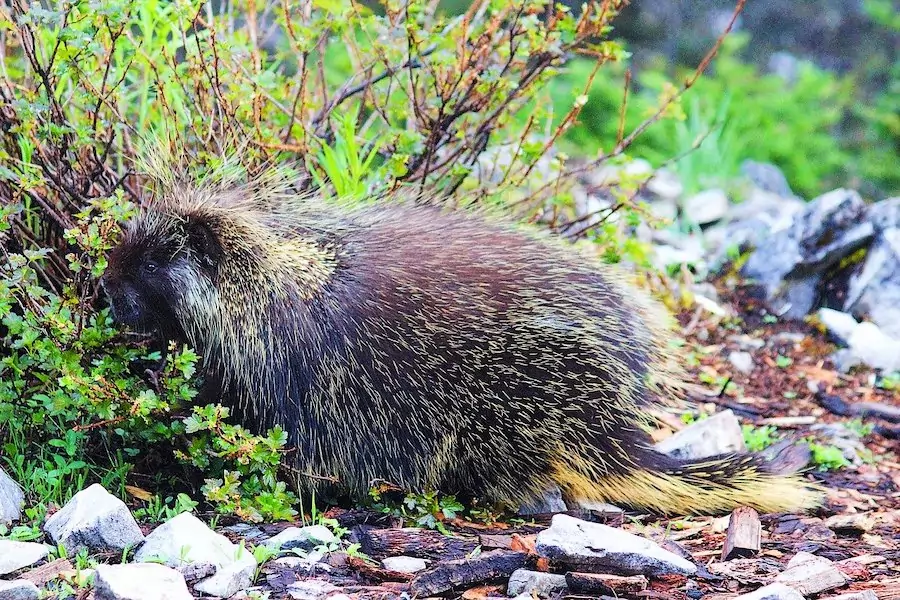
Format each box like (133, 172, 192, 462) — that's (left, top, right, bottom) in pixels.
(379, 0, 900, 200)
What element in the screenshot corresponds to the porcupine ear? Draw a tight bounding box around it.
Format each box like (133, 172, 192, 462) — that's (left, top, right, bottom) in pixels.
(184, 217, 223, 272)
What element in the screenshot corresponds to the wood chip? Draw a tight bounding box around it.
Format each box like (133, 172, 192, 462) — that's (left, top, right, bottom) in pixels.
(19, 558, 74, 587)
(565, 572, 648, 595)
(721, 506, 762, 561)
(356, 526, 479, 560)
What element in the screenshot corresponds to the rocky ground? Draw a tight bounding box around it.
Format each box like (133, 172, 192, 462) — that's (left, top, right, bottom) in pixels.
(1, 164, 898, 600)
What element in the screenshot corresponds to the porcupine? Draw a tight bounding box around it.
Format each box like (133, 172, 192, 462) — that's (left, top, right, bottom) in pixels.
(101, 161, 823, 516)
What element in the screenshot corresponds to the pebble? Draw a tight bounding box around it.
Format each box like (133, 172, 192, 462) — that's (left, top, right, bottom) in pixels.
(381, 556, 428, 574)
(518, 486, 567, 515)
(535, 514, 696, 576)
(729, 351, 755, 375)
(43, 483, 145, 555)
(0, 541, 50, 576)
(134, 512, 256, 598)
(507, 569, 568, 597)
(684, 188, 730, 225)
(94, 563, 192, 600)
(0, 467, 24, 525)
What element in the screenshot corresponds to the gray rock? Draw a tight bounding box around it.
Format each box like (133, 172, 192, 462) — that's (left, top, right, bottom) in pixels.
(742, 189, 874, 316)
(740, 160, 794, 199)
(735, 582, 805, 600)
(507, 569, 568, 597)
(0, 541, 50, 575)
(43, 483, 145, 555)
(381, 556, 428, 574)
(729, 351, 755, 375)
(263, 525, 337, 552)
(535, 514, 696, 576)
(0, 580, 40, 600)
(134, 512, 256, 598)
(518, 486, 567, 515)
(867, 196, 900, 230)
(0, 467, 24, 525)
(843, 227, 900, 339)
(286, 579, 339, 600)
(684, 188, 730, 225)
(94, 563, 192, 600)
(655, 410, 746, 460)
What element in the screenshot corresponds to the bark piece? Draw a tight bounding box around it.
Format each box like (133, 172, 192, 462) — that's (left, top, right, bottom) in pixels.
(565, 572, 648, 595)
(775, 551, 848, 596)
(409, 549, 527, 597)
(356, 526, 479, 561)
(722, 507, 762, 560)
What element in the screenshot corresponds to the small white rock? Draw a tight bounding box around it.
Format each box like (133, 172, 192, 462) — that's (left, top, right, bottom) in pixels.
(286, 579, 339, 600)
(684, 188, 730, 225)
(134, 512, 256, 598)
(817, 308, 859, 343)
(535, 514, 696, 576)
(735, 582, 805, 600)
(0, 540, 50, 575)
(381, 556, 428, 574)
(655, 409, 746, 460)
(729, 351, 755, 375)
(0, 580, 40, 600)
(507, 569, 568, 597)
(646, 169, 684, 200)
(847, 321, 900, 372)
(94, 563, 192, 600)
(263, 525, 337, 551)
(0, 467, 25, 525)
(43, 483, 145, 555)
